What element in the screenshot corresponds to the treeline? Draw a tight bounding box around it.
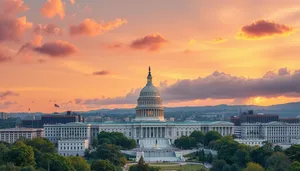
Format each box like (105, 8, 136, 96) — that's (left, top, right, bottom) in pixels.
(211, 136, 300, 171)
(174, 130, 222, 149)
(0, 138, 90, 171)
(85, 131, 137, 171)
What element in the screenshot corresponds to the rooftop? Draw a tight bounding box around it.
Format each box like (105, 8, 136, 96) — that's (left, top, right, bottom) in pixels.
(0, 128, 43, 132)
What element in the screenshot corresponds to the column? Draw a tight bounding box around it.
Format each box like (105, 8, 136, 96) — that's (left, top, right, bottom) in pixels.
(141, 127, 143, 138)
(156, 127, 158, 138)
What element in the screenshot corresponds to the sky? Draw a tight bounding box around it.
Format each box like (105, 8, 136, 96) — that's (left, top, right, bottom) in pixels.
(1, 0, 300, 113)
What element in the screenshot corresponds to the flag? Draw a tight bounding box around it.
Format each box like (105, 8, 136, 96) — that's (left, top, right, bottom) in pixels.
(54, 104, 60, 108)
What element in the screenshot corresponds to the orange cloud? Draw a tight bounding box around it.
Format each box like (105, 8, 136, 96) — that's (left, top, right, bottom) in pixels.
(130, 33, 167, 51)
(2, 0, 29, 15)
(103, 42, 124, 49)
(69, 18, 127, 36)
(0, 16, 32, 42)
(0, 51, 12, 63)
(34, 24, 63, 36)
(40, 0, 65, 19)
(236, 20, 294, 39)
(70, 0, 75, 5)
(34, 40, 78, 57)
(210, 37, 227, 44)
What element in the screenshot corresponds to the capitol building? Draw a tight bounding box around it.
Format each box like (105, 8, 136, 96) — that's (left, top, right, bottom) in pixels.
(44, 67, 234, 161)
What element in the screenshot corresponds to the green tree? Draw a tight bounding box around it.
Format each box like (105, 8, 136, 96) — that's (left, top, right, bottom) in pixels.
(190, 131, 205, 145)
(250, 142, 273, 167)
(266, 152, 290, 171)
(129, 156, 161, 171)
(216, 136, 239, 164)
(174, 136, 196, 149)
(6, 142, 36, 167)
(206, 153, 213, 163)
(0, 143, 9, 165)
(23, 138, 56, 153)
(210, 160, 227, 171)
(198, 150, 205, 162)
(231, 149, 251, 168)
(285, 145, 300, 161)
(20, 166, 36, 171)
(92, 138, 98, 149)
(222, 165, 231, 171)
(67, 156, 90, 171)
(0, 163, 20, 171)
(274, 145, 283, 152)
(39, 153, 75, 171)
(204, 131, 221, 146)
(230, 164, 240, 171)
(96, 144, 125, 166)
(243, 162, 264, 171)
(289, 161, 300, 171)
(97, 132, 136, 150)
(91, 160, 115, 171)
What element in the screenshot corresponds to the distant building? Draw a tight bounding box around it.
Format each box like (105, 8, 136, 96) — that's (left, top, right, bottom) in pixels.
(241, 121, 300, 144)
(230, 116, 241, 126)
(58, 139, 89, 157)
(22, 116, 42, 128)
(279, 118, 300, 123)
(0, 112, 8, 120)
(169, 117, 175, 121)
(0, 128, 44, 144)
(235, 139, 266, 147)
(240, 114, 279, 123)
(42, 115, 78, 125)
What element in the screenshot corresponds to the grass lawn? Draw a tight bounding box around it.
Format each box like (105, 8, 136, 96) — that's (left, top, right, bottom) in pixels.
(149, 164, 205, 171)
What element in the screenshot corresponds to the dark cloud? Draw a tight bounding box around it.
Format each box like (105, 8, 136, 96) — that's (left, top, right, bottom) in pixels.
(0, 17, 32, 42)
(0, 91, 19, 100)
(130, 33, 167, 51)
(73, 68, 300, 105)
(236, 20, 294, 39)
(34, 24, 63, 36)
(33, 40, 78, 57)
(92, 70, 110, 76)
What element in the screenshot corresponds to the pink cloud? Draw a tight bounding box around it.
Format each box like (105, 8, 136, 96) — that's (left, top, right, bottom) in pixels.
(40, 0, 65, 19)
(130, 33, 167, 51)
(0, 16, 32, 42)
(1, 0, 29, 16)
(34, 24, 63, 36)
(236, 20, 294, 39)
(103, 42, 124, 49)
(70, 18, 127, 36)
(33, 40, 78, 57)
(70, 0, 75, 5)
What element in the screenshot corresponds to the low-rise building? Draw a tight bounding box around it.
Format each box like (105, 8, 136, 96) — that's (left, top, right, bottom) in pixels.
(0, 128, 44, 144)
(58, 139, 89, 156)
(0, 112, 8, 120)
(235, 139, 266, 147)
(241, 121, 300, 144)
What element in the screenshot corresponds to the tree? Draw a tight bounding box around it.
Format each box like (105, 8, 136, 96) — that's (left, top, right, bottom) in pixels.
(231, 149, 251, 168)
(67, 156, 90, 171)
(216, 136, 239, 164)
(0, 163, 20, 171)
(20, 166, 36, 171)
(97, 132, 136, 150)
(289, 161, 300, 171)
(23, 138, 56, 154)
(285, 145, 300, 161)
(243, 162, 264, 171)
(0, 143, 9, 165)
(250, 142, 273, 167)
(92, 138, 98, 149)
(96, 144, 125, 166)
(91, 160, 115, 171)
(204, 131, 221, 146)
(198, 150, 205, 162)
(230, 164, 240, 171)
(38, 153, 75, 171)
(6, 142, 36, 167)
(210, 160, 227, 171)
(190, 131, 205, 145)
(266, 152, 290, 171)
(206, 153, 213, 163)
(129, 156, 161, 171)
(174, 136, 197, 149)
(274, 145, 283, 152)
(222, 165, 230, 171)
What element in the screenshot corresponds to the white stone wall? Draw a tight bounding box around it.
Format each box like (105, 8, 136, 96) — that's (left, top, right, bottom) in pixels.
(58, 139, 89, 156)
(0, 128, 43, 144)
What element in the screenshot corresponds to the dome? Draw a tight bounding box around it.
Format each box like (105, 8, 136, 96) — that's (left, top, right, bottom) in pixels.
(140, 85, 160, 97)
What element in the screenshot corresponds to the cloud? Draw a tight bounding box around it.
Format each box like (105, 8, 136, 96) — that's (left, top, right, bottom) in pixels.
(40, 0, 65, 19)
(70, 18, 127, 36)
(0, 48, 13, 63)
(0, 16, 32, 42)
(0, 91, 19, 100)
(92, 70, 110, 76)
(33, 40, 78, 57)
(34, 24, 63, 36)
(70, 0, 75, 5)
(37, 59, 46, 63)
(209, 37, 227, 44)
(17, 34, 43, 56)
(0, 101, 17, 109)
(130, 33, 167, 51)
(1, 0, 29, 16)
(75, 68, 300, 105)
(103, 42, 124, 49)
(236, 20, 294, 39)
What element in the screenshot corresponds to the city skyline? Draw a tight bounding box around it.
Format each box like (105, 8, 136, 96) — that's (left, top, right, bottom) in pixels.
(1, 0, 300, 112)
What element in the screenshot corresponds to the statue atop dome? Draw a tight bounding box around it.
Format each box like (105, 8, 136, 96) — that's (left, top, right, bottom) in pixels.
(147, 66, 152, 85)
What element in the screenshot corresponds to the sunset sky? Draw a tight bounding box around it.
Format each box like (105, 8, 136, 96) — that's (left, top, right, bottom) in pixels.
(1, 0, 300, 112)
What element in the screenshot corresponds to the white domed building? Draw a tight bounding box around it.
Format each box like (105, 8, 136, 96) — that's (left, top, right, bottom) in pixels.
(44, 67, 234, 161)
